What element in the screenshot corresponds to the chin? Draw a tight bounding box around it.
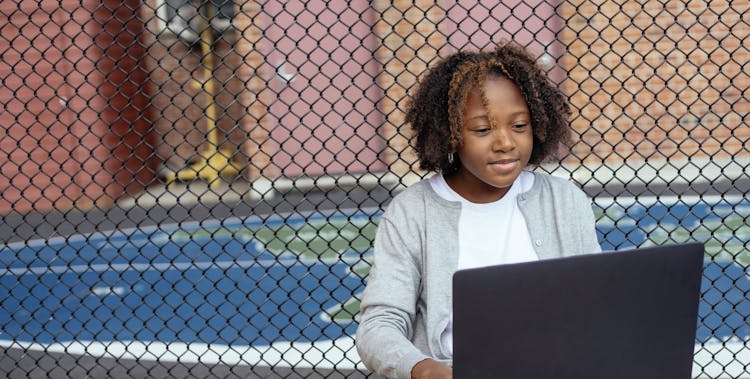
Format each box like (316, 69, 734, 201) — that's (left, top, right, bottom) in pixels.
(486, 179, 514, 189)
(488, 174, 520, 188)
(491, 183, 513, 190)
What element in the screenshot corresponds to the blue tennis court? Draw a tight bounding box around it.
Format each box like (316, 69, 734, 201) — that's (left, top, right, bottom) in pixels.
(1, 196, 749, 367)
(0, 210, 377, 349)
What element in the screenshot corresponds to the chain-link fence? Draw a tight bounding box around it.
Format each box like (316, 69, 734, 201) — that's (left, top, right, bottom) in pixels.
(0, 0, 748, 377)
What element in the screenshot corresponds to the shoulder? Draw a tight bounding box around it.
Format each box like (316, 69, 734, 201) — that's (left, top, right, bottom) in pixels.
(531, 172, 585, 193)
(381, 179, 433, 221)
(382, 178, 459, 226)
(394, 178, 434, 202)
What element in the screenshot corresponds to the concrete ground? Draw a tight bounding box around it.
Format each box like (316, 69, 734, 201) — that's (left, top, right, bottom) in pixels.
(2, 156, 748, 245)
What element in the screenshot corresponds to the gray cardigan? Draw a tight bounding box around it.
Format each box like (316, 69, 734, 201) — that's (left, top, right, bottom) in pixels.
(355, 172, 601, 379)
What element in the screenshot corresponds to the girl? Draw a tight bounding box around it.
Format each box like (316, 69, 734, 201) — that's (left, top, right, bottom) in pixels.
(355, 43, 601, 379)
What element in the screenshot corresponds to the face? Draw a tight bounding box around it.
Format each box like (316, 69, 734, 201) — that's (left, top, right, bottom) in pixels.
(446, 75, 533, 203)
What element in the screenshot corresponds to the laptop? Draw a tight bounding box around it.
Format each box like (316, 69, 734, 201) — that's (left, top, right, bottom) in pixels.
(452, 243, 704, 379)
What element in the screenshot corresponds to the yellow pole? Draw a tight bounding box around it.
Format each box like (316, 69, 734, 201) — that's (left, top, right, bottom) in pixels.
(166, 0, 239, 188)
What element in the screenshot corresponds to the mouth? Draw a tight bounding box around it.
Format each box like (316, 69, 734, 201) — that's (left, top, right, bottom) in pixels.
(490, 158, 518, 164)
(488, 159, 520, 174)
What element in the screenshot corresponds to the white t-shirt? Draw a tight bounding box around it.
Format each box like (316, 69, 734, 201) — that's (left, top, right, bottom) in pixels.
(429, 171, 538, 354)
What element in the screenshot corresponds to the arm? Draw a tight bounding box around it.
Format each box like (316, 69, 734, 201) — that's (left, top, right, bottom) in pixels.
(356, 216, 430, 379)
(572, 187, 601, 254)
(520, 174, 602, 257)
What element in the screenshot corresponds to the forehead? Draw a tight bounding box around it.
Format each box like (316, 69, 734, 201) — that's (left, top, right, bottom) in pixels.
(463, 75, 528, 116)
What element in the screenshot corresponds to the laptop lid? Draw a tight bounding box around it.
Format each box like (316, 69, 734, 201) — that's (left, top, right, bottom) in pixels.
(452, 243, 704, 379)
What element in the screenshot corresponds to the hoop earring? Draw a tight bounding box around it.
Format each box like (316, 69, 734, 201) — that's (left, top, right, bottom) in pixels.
(448, 153, 454, 165)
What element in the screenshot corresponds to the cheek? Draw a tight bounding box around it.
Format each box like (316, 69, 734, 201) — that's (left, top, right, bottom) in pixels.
(521, 133, 535, 158)
(523, 134, 535, 149)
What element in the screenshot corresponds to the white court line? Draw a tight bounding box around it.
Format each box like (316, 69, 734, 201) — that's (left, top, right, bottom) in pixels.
(5, 195, 747, 251)
(1, 337, 746, 377)
(4, 195, 747, 251)
(592, 194, 747, 208)
(0, 338, 368, 371)
(0, 254, 367, 277)
(0, 207, 382, 251)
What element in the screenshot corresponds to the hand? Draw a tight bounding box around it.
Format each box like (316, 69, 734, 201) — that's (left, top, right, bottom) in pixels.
(411, 358, 452, 379)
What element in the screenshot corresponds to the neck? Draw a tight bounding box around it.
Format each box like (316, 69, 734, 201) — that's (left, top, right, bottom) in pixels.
(443, 171, 513, 203)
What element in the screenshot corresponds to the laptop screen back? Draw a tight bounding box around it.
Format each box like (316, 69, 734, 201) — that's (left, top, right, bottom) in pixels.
(452, 243, 703, 379)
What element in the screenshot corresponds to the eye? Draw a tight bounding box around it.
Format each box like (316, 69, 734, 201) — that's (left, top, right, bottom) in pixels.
(512, 123, 529, 131)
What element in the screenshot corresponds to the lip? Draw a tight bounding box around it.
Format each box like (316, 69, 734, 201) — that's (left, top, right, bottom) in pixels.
(488, 159, 519, 174)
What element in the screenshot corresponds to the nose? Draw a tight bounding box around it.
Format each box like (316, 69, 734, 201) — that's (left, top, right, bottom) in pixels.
(492, 126, 515, 152)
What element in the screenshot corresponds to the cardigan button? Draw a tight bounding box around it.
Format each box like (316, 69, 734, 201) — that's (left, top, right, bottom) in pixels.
(535, 240, 542, 246)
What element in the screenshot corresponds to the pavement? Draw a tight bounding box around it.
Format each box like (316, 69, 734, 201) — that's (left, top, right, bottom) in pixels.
(2, 155, 747, 245)
(118, 155, 750, 210)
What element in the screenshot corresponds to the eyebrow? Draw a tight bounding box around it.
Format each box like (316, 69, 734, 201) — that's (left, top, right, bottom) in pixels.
(508, 111, 530, 118)
(469, 111, 529, 120)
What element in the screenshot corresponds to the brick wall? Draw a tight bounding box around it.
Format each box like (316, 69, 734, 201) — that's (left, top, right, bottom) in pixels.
(235, 0, 274, 180)
(0, 0, 154, 214)
(559, 0, 749, 166)
(372, 0, 447, 176)
(137, 0, 750, 185)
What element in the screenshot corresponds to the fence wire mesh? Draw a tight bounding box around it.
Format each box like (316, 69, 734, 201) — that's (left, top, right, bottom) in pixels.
(0, 0, 748, 377)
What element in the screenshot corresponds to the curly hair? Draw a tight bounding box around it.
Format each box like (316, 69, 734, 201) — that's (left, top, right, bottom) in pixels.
(405, 42, 571, 174)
